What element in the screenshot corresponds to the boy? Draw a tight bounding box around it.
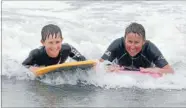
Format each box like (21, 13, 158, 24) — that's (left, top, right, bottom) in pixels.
(22, 24, 86, 73)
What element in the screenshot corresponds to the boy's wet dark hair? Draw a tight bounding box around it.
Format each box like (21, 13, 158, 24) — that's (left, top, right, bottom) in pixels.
(41, 24, 62, 41)
(124, 22, 146, 40)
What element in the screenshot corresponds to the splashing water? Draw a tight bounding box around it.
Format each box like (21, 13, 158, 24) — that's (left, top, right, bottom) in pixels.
(2, 1, 186, 90)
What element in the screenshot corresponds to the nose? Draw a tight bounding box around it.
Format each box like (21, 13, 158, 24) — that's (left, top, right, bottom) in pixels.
(130, 43, 135, 49)
(51, 43, 58, 49)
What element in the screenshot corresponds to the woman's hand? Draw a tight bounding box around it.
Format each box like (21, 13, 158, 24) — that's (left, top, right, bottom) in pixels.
(140, 67, 160, 73)
(140, 65, 174, 75)
(106, 65, 124, 72)
(140, 67, 161, 73)
(140, 67, 162, 75)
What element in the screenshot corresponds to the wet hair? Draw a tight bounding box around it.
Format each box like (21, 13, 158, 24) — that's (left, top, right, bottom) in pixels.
(41, 24, 62, 41)
(124, 22, 146, 40)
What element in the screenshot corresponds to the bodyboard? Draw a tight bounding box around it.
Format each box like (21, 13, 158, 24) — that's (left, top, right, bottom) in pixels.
(117, 70, 162, 78)
(35, 60, 96, 76)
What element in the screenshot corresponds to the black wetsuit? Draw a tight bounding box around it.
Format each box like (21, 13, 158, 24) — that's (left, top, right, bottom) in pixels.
(22, 43, 86, 68)
(101, 37, 168, 70)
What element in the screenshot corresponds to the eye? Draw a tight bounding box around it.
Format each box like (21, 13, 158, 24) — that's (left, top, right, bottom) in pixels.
(134, 41, 139, 44)
(128, 40, 132, 43)
(49, 41, 53, 44)
(56, 41, 61, 44)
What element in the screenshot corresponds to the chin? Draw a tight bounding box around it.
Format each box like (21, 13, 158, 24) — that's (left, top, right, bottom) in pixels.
(50, 53, 59, 58)
(129, 53, 137, 57)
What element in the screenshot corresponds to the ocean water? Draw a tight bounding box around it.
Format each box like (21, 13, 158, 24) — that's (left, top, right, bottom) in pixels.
(2, 1, 186, 107)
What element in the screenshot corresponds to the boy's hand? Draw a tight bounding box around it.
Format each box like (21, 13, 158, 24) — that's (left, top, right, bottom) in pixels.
(29, 66, 41, 75)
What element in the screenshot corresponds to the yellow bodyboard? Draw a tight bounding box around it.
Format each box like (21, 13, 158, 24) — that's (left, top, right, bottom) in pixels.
(35, 60, 97, 76)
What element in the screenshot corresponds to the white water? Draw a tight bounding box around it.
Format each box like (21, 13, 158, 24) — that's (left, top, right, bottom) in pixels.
(2, 1, 186, 89)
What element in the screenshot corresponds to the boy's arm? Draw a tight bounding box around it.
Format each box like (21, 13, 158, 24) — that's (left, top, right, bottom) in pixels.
(22, 49, 39, 68)
(22, 49, 43, 74)
(69, 45, 86, 61)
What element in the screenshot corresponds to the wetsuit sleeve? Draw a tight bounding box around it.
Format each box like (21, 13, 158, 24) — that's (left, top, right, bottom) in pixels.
(69, 45, 86, 61)
(101, 39, 118, 62)
(148, 42, 168, 68)
(22, 49, 40, 68)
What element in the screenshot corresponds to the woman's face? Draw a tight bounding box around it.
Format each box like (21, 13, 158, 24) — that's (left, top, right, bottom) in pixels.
(125, 33, 145, 57)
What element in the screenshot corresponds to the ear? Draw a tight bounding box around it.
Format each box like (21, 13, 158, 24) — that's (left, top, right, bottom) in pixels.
(143, 40, 146, 45)
(41, 40, 45, 45)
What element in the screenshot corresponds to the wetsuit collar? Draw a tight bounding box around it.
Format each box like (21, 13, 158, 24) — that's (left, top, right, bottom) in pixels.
(129, 51, 142, 59)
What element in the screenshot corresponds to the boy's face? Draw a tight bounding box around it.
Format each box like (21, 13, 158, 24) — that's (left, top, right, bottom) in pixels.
(41, 33, 63, 58)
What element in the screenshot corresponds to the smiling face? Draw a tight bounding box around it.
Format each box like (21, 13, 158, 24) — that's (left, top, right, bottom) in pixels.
(124, 33, 145, 57)
(41, 33, 63, 58)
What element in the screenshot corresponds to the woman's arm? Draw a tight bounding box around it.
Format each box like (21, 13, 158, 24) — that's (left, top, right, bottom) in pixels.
(140, 64, 174, 74)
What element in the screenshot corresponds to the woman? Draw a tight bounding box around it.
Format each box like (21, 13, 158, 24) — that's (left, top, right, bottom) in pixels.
(100, 22, 174, 74)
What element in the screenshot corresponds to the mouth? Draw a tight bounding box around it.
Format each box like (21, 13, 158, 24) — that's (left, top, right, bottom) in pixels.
(50, 48, 59, 52)
(130, 49, 136, 53)
(49, 49, 59, 55)
(51, 49, 58, 52)
(129, 49, 137, 56)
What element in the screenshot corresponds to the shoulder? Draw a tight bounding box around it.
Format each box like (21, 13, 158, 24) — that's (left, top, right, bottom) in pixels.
(29, 46, 44, 57)
(61, 43, 72, 51)
(143, 40, 168, 68)
(142, 40, 164, 60)
(143, 40, 159, 51)
(143, 40, 153, 47)
(108, 37, 124, 50)
(112, 37, 123, 46)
